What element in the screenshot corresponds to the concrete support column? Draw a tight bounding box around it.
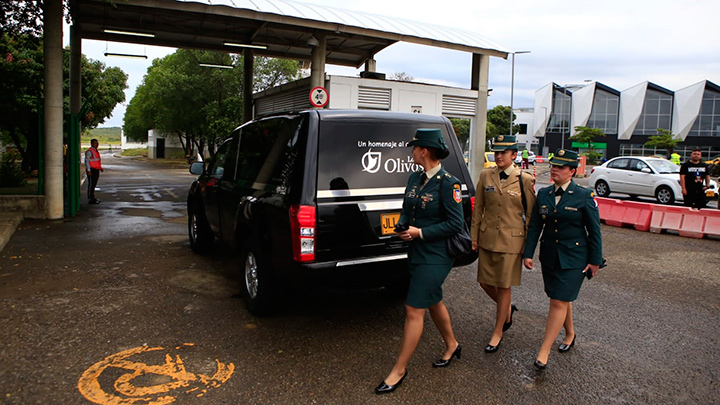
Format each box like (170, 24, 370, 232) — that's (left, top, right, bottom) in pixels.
(309, 34, 327, 91)
(364, 57, 376, 73)
(69, 26, 82, 215)
(243, 49, 254, 123)
(43, 0, 64, 219)
(469, 53, 490, 182)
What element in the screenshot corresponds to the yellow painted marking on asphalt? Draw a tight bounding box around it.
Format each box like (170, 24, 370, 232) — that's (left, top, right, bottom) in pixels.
(77, 345, 234, 404)
(164, 188, 178, 199)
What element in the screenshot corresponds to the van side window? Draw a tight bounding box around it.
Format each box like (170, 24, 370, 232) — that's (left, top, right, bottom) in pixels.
(236, 116, 304, 193)
(207, 139, 233, 177)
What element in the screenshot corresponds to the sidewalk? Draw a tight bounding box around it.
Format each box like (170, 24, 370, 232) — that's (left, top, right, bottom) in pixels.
(0, 212, 23, 253)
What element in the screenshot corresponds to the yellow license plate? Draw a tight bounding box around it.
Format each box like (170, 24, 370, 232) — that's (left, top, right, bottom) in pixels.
(706, 190, 715, 197)
(380, 213, 401, 235)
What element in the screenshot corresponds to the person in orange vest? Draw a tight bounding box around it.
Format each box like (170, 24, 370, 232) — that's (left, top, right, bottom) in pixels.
(84, 138, 104, 204)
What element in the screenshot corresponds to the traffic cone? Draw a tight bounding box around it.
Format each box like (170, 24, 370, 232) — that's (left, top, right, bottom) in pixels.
(533, 165, 537, 178)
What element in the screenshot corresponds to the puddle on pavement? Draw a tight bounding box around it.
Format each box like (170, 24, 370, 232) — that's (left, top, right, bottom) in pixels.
(145, 235, 187, 244)
(120, 208, 163, 218)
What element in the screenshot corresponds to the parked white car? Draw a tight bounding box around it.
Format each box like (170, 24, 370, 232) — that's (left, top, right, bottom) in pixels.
(589, 156, 718, 204)
(514, 151, 536, 165)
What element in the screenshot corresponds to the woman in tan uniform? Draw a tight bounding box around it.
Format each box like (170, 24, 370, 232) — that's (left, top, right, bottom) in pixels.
(471, 135, 536, 352)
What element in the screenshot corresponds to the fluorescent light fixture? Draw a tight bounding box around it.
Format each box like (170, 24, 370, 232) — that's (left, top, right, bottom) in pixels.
(199, 63, 234, 69)
(104, 29, 155, 38)
(104, 52, 148, 60)
(223, 42, 267, 49)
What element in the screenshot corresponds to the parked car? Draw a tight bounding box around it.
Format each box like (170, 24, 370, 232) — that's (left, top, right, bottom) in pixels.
(484, 152, 496, 168)
(514, 150, 536, 165)
(187, 110, 477, 315)
(588, 156, 717, 204)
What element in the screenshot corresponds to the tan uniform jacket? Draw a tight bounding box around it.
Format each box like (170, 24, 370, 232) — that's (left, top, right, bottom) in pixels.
(471, 166, 536, 254)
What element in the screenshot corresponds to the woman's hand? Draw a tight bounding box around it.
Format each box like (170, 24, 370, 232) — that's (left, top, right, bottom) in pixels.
(583, 263, 600, 278)
(523, 258, 533, 269)
(399, 226, 421, 241)
(472, 241, 478, 251)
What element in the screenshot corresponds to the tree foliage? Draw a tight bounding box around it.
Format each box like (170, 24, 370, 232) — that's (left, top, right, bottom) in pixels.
(0, 1, 71, 38)
(389, 71, 414, 82)
(570, 126, 606, 164)
(644, 128, 680, 157)
(0, 33, 128, 172)
(123, 49, 301, 157)
(486, 105, 521, 138)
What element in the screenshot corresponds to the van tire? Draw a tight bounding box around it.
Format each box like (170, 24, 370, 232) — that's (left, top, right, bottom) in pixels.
(188, 203, 214, 254)
(240, 239, 277, 316)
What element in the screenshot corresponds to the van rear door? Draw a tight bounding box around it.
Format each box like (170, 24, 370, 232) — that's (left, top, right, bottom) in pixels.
(314, 113, 471, 263)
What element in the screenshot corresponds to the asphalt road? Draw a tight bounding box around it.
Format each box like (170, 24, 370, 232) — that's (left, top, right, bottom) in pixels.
(1, 155, 718, 404)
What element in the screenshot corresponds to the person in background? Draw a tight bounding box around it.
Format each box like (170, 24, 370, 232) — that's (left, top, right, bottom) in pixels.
(84, 138, 104, 204)
(547, 151, 554, 167)
(522, 149, 530, 169)
(670, 151, 681, 165)
(471, 135, 536, 354)
(680, 148, 710, 210)
(522, 149, 602, 370)
(375, 128, 465, 394)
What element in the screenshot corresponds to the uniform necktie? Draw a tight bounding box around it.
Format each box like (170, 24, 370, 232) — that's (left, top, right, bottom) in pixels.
(555, 187, 564, 196)
(420, 173, 428, 185)
(499, 171, 509, 180)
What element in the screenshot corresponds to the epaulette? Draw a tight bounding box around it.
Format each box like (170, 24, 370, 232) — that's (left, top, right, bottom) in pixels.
(444, 173, 452, 178)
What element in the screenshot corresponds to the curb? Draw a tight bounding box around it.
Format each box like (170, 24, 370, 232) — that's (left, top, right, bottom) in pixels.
(0, 213, 23, 253)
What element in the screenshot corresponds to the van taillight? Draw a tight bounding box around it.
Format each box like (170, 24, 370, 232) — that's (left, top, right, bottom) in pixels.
(470, 196, 475, 212)
(290, 204, 316, 262)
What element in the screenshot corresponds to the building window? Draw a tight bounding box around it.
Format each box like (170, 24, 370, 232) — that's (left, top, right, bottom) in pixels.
(548, 90, 571, 132)
(587, 89, 619, 134)
(633, 89, 672, 136)
(518, 123, 528, 134)
(688, 88, 720, 137)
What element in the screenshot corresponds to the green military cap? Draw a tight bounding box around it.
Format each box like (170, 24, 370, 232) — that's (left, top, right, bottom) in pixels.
(408, 128, 449, 152)
(490, 135, 518, 151)
(549, 148, 579, 167)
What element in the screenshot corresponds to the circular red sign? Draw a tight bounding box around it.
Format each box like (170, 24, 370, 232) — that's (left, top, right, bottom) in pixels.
(309, 86, 329, 108)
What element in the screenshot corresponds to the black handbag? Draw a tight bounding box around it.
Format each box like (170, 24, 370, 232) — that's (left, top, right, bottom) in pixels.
(446, 221, 473, 258)
(439, 176, 474, 258)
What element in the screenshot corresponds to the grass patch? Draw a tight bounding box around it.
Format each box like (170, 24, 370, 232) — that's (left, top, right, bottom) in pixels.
(121, 148, 148, 157)
(83, 127, 122, 145)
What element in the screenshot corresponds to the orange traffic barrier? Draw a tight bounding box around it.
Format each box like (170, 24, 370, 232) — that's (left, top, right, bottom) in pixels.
(649, 205, 690, 234)
(678, 209, 706, 238)
(596, 198, 653, 231)
(703, 210, 720, 237)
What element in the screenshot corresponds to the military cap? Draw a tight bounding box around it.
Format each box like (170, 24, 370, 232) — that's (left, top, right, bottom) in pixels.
(490, 135, 518, 151)
(549, 148, 579, 168)
(408, 128, 449, 153)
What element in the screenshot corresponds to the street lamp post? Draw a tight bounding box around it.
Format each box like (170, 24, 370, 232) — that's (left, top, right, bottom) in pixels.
(509, 51, 531, 136)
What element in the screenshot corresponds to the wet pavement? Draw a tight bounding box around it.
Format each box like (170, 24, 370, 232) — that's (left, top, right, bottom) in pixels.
(0, 155, 718, 404)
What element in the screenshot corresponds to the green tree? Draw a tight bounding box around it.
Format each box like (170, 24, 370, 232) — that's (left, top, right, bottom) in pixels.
(124, 49, 301, 157)
(486, 105, 520, 138)
(570, 126, 606, 164)
(449, 118, 470, 151)
(644, 128, 680, 158)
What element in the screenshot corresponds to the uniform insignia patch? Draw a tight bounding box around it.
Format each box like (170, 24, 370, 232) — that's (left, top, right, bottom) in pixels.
(558, 149, 565, 156)
(497, 135, 504, 141)
(565, 207, 578, 211)
(453, 184, 462, 203)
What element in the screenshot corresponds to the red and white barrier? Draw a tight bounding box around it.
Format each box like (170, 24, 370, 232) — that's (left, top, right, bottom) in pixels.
(595, 198, 653, 232)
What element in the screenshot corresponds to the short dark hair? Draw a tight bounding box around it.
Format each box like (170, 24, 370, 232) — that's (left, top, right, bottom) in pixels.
(691, 148, 702, 153)
(91, 138, 98, 143)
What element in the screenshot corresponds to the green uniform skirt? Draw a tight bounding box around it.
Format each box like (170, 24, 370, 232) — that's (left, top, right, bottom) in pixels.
(406, 261, 454, 308)
(541, 265, 586, 302)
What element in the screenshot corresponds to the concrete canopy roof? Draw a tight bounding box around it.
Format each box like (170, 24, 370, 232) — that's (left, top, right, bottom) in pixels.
(70, 0, 510, 68)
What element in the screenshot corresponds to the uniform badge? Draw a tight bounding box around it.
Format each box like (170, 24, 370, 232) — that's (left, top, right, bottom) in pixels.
(558, 149, 565, 157)
(485, 186, 496, 192)
(542, 215, 547, 220)
(497, 135, 504, 141)
(453, 184, 462, 203)
(539, 206, 549, 215)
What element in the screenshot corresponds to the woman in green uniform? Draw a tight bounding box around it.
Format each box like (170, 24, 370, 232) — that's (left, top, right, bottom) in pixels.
(522, 149, 603, 369)
(375, 128, 465, 394)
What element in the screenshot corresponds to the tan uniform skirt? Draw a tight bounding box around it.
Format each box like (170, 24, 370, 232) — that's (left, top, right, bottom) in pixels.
(477, 247, 522, 288)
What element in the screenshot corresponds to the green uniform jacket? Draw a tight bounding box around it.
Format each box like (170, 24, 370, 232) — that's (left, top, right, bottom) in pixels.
(523, 181, 602, 269)
(399, 168, 464, 264)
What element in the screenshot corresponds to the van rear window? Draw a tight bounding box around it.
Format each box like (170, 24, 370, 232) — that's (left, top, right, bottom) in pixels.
(317, 120, 465, 194)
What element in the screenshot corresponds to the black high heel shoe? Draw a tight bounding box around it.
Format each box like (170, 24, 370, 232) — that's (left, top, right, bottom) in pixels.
(534, 359, 547, 370)
(432, 344, 462, 368)
(375, 370, 408, 394)
(558, 335, 576, 353)
(503, 304, 518, 332)
(484, 338, 502, 353)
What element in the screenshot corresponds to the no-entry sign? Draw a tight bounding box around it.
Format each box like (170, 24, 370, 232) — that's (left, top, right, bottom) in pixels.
(309, 86, 329, 108)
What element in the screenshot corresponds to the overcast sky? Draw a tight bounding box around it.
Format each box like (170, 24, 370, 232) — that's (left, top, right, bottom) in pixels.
(64, 0, 720, 128)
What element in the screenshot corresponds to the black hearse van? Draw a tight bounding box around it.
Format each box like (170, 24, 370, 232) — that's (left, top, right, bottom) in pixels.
(187, 110, 476, 315)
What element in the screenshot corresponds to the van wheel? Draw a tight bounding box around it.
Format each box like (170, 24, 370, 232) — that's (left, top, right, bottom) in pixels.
(655, 186, 675, 205)
(595, 180, 610, 197)
(188, 204, 214, 254)
(240, 240, 277, 316)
